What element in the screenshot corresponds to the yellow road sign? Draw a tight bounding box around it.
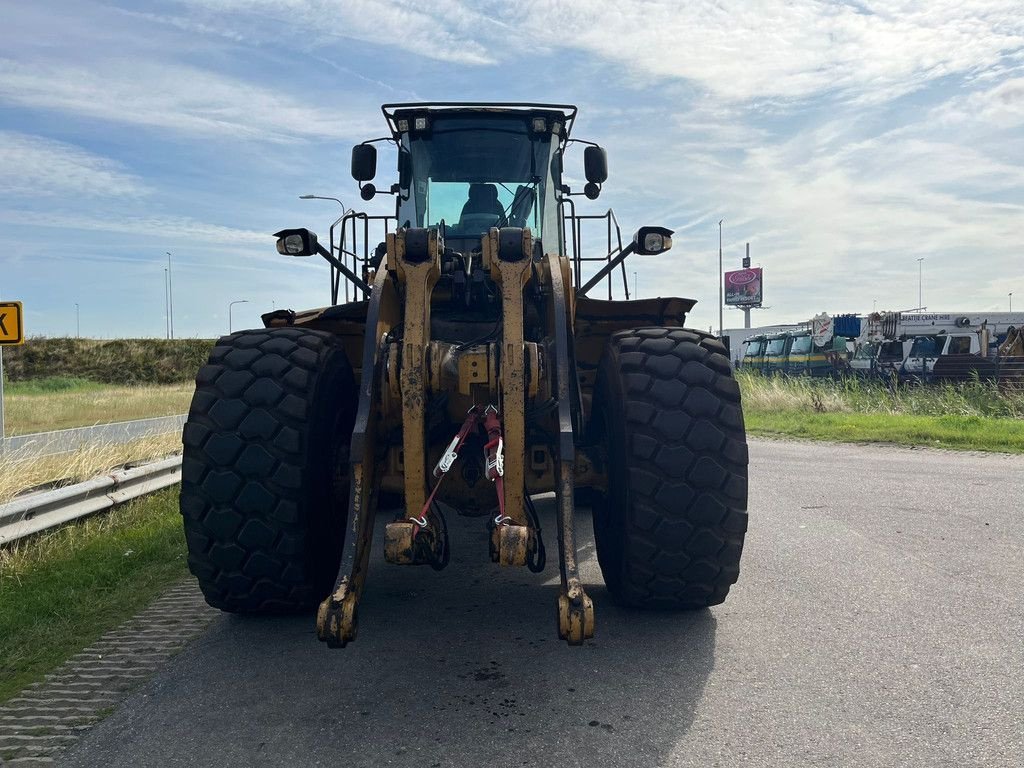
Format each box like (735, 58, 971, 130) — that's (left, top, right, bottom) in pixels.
(0, 301, 25, 345)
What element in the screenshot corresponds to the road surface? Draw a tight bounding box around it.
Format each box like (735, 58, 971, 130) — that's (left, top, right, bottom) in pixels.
(1, 414, 186, 457)
(64, 438, 1023, 767)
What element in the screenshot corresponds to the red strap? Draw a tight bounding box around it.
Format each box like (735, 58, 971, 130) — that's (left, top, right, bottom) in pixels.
(482, 407, 508, 525)
(414, 407, 481, 534)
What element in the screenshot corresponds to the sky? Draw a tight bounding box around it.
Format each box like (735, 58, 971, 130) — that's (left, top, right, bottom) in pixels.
(1, 0, 1022, 339)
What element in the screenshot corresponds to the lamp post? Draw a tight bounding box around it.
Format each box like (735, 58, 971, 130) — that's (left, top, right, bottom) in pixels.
(164, 268, 170, 339)
(166, 252, 174, 339)
(1011, 292, 1014, 312)
(74, 303, 80, 338)
(917, 257, 924, 310)
(718, 219, 724, 337)
(300, 194, 355, 302)
(299, 194, 346, 211)
(229, 300, 249, 333)
(633, 271, 638, 300)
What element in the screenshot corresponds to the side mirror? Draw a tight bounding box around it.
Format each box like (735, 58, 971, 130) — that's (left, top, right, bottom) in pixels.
(584, 145, 608, 183)
(632, 226, 673, 255)
(351, 144, 377, 182)
(274, 228, 319, 257)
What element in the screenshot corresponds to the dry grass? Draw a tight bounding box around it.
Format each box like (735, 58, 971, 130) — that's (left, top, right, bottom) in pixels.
(4, 382, 193, 435)
(0, 433, 182, 505)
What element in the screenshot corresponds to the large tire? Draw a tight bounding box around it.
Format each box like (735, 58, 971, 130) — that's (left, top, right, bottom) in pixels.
(591, 328, 748, 608)
(180, 328, 356, 613)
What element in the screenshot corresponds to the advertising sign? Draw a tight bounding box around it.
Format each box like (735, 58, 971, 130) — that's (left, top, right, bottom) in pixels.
(724, 268, 763, 306)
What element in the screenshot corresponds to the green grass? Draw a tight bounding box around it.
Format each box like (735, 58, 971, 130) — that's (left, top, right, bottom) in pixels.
(4, 376, 105, 395)
(738, 371, 1024, 453)
(0, 489, 188, 704)
(746, 410, 1024, 453)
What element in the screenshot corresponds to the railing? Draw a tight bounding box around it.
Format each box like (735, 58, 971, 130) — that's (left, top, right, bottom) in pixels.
(331, 211, 397, 304)
(0, 456, 182, 545)
(563, 202, 630, 300)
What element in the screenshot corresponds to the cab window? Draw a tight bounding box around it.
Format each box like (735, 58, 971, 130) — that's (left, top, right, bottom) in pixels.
(947, 336, 972, 355)
(789, 336, 811, 355)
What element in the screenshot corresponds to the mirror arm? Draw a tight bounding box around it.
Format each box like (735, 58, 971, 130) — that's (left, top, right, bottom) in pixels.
(316, 243, 371, 295)
(577, 242, 636, 298)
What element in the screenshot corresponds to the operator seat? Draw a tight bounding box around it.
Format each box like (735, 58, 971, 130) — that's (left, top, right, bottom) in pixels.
(458, 183, 504, 232)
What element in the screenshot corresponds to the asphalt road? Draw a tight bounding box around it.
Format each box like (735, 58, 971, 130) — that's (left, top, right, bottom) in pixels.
(2, 414, 186, 456)
(64, 439, 1023, 767)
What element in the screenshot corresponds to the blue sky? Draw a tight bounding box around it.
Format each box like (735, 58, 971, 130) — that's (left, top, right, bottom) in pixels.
(1, 0, 1022, 338)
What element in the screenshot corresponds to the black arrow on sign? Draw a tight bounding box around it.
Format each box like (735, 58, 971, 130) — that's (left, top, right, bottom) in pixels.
(0, 311, 8, 336)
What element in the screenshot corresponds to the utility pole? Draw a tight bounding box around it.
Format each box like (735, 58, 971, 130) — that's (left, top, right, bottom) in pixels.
(917, 257, 924, 310)
(1011, 292, 1014, 312)
(633, 271, 637, 300)
(742, 243, 751, 329)
(75, 303, 80, 338)
(166, 252, 174, 339)
(718, 219, 724, 337)
(164, 268, 170, 339)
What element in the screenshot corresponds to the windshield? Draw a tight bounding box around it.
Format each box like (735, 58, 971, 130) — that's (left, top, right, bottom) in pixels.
(766, 338, 786, 355)
(909, 336, 943, 358)
(397, 115, 559, 244)
(789, 336, 811, 355)
(854, 343, 876, 360)
(744, 340, 763, 357)
(880, 341, 905, 361)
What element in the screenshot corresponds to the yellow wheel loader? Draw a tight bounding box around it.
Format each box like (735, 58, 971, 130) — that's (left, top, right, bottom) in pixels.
(180, 103, 748, 646)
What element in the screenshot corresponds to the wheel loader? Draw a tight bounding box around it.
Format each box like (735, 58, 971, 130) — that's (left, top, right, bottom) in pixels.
(180, 102, 748, 646)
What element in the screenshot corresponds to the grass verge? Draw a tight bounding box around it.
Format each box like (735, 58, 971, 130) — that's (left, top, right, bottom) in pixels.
(738, 372, 1024, 453)
(0, 433, 183, 504)
(0, 488, 188, 704)
(3, 381, 193, 435)
(745, 410, 1024, 453)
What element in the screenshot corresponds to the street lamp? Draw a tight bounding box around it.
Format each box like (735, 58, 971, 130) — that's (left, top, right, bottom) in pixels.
(166, 252, 174, 339)
(229, 300, 249, 333)
(301, 194, 357, 302)
(633, 271, 638, 300)
(74, 303, 80, 339)
(299, 195, 346, 212)
(718, 219, 724, 337)
(1011, 292, 1014, 312)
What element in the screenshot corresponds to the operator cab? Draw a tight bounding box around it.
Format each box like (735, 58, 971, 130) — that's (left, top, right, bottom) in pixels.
(367, 104, 582, 259)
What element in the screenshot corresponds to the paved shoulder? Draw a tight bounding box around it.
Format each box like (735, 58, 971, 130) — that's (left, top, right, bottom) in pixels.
(60, 439, 1024, 767)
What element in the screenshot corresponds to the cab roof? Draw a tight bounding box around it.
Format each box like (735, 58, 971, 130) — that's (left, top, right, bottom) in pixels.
(381, 102, 578, 140)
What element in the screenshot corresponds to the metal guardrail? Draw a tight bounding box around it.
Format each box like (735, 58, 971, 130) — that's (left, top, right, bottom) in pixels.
(1, 414, 187, 457)
(0, 456, 182, 545)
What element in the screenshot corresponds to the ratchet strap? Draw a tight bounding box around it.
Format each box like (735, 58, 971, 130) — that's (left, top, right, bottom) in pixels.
(412, 407, 481, 533)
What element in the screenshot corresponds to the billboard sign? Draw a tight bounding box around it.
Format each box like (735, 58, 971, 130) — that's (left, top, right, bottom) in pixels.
(724, 268, 763, 306)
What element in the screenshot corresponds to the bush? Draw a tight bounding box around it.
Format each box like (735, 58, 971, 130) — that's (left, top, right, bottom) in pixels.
(3, 338, 215, 386)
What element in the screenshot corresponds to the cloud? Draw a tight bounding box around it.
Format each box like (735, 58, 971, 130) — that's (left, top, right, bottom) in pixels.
(932, 76, 1024, 128)
(0, 59, 376, 143)
(0, 131, 149, 198)
(174, 0, 499, 65)
(174, 1, 1024, 108)
(513, 1, 1024, 105)
(0, 209, 269, 247)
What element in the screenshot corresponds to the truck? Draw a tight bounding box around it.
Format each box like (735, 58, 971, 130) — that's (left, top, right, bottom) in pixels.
(739, 334, 767, 371)
(763, 332, 792, 376)
(859, 312, 1024, 382)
